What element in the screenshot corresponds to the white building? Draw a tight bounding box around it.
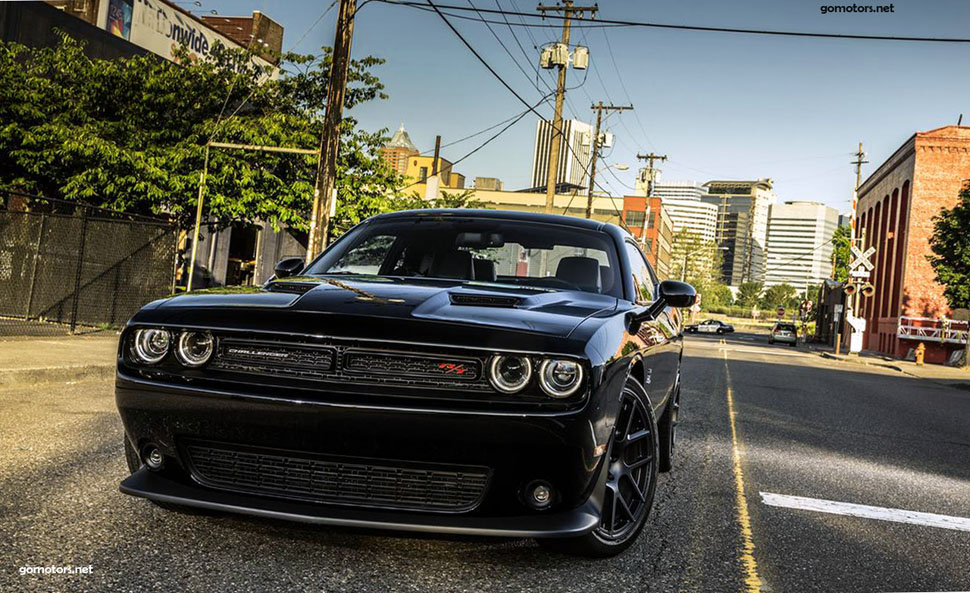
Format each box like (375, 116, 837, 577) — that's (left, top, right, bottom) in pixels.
(659, 199, 718, 243)
(765, 201, 840, 292)
(530, 119, 593, 190)
(701, 179, 777, 286)
(653, 180, 709, 202)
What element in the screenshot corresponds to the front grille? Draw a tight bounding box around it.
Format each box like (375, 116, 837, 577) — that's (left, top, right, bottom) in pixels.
(344, 350, 480, 381)
(206, 336, 493, 392)
(185, 442, 490, 512)
(210, 340, 334, 379)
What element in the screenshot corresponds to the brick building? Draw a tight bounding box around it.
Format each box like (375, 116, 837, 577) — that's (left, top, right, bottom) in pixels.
(855, 125, 970, 363)
(622, 196, 673, 279)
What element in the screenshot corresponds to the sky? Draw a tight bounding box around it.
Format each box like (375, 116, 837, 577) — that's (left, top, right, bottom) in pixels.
(198, 0, 970, 213)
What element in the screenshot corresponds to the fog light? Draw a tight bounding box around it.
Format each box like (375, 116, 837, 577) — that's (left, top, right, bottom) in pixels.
(143, 446, 164, 470)
(525, 480, 553, 510)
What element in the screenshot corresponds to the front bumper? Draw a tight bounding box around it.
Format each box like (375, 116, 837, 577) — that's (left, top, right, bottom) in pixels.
(116, 373, 609, 538)
(121, 468, 600, 537)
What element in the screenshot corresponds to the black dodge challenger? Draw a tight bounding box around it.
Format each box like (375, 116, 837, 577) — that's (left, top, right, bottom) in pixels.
(117, 209, 695, 557)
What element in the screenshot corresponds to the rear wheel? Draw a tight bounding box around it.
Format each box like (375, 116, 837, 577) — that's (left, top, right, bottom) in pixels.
(124, 437, 213, 515)
(540, 379, 658, 557)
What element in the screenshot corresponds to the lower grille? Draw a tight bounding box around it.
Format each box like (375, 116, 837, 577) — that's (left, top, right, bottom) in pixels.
(184, 443, 490, 513)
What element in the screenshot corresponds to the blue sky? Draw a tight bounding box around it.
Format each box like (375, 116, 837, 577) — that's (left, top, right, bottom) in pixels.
(199, 0, 970, 212)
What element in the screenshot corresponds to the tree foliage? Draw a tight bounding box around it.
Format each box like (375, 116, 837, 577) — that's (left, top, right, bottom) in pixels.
(928, 185, 970, 309)
(832, 224, 852, 283)
(735, 281, 764, 308)
(760, 283, 798, 310)
(0, 34, 408, 235)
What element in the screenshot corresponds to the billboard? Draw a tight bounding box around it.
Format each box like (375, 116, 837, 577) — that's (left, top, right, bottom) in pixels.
(126, 0, 272, 71)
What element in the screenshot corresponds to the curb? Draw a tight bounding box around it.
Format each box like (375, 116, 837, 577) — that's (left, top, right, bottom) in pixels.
(818, 351, 905, 373)
(0, 364, 115, 386)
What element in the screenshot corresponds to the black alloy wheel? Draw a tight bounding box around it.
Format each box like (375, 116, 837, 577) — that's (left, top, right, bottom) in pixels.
(541, 379, 659, 557)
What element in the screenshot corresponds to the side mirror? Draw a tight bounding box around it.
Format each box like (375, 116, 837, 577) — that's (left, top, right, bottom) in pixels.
(274, 257, 305, 279)
(658, 280, 697, 309)
(628, 280, 697, 333)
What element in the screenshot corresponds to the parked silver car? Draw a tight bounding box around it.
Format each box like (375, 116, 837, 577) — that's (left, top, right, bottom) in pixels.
(768, 322, 798, 346)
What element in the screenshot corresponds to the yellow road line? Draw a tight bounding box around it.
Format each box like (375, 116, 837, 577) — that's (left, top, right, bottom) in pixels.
(723, 348, 763, 593)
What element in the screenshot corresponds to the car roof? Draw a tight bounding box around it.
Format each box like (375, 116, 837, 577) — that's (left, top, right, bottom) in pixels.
(370, 208, 629, 238)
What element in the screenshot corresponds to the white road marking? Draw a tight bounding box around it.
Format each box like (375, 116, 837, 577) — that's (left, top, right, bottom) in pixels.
(718, 347, 808, 358)
(760, 492, 970, 533)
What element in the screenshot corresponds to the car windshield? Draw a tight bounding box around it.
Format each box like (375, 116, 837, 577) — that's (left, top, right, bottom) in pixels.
(303, 216, 623, 298)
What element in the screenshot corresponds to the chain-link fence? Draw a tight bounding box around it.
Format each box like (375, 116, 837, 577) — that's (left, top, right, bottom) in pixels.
(0, 192, 177, 336)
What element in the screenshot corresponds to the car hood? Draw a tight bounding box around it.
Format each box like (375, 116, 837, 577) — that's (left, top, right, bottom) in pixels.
(148, 276, 618, 339)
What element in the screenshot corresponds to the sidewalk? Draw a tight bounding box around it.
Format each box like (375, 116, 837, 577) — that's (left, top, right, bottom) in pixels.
(0, 333, 118, 385)
(809, 343, 970, 391)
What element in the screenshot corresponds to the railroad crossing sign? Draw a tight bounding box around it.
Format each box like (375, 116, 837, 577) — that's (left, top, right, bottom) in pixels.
(850, 245, 876, 271)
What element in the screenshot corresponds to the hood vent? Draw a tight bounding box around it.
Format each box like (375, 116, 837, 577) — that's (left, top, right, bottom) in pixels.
(265, 281, 317, 295)
(449, 293, 521, 307)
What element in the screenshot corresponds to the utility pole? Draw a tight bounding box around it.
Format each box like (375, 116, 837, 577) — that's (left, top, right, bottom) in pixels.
(306, 0, 357, 263)
(845, 142, 869, 352)
(636, 152, 666, 245)
(585, 102, 633, 219)
(537, 1, 597, 213)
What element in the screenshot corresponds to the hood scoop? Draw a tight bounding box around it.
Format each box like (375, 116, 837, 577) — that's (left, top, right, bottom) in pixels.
(265, 281, 318, 295)
(449, 293, 522, 308)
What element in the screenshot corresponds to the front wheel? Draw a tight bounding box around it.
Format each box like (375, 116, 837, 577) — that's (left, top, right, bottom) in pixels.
(540, 379, 659, 557)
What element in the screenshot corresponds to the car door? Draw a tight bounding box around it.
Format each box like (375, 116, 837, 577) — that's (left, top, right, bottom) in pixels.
(623, 241, 678, 410)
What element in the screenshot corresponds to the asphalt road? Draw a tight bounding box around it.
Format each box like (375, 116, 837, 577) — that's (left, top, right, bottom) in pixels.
(3, 333, 970, 592)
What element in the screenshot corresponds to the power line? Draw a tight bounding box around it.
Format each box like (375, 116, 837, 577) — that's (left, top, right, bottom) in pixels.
(423, 0, 631, 229)
(381, 1, 970, 43)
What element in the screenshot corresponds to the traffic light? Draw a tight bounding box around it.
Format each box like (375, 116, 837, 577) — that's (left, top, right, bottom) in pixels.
(844, 283, 857, 296)
(861, 283, 875, 298)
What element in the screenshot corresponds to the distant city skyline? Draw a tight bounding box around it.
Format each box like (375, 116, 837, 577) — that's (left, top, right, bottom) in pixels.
(203, 0, 970, 213)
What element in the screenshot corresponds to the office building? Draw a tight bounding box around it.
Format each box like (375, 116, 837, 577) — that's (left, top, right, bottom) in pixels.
(765, 201, 840, 292)
(529, 118, 593, 191)
(702, 179, 777, 286)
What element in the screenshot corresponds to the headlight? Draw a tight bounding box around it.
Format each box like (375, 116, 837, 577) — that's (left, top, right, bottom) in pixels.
(488, 355, 532, 393)
(131, 328, 170, 364)
(175, 331, 214, 367)
(538, 359, 583, 398)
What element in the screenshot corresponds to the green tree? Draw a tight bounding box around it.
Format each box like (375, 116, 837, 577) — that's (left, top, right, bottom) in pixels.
(0, 34, 407, 236)
(406, 188, 490, 210)
(670, 229, 722, 286)
(736, 281, 764, 308)
(760, 283, 798, 310)
(832, 225, 852, 282)
(928, 185, 970, 310)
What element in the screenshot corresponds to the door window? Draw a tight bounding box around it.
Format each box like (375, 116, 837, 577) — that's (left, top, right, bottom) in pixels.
(624, 242, 656, 304)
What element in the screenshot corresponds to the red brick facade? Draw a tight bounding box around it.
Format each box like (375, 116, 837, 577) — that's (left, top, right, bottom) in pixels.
(855, 126, 970, 363)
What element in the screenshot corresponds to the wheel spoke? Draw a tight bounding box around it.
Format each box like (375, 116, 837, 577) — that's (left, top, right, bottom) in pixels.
(627, 428, 650, 444)
(628, 454, 653, 470)
(616, 491, 636, 521)
(622, 472, 646, 502)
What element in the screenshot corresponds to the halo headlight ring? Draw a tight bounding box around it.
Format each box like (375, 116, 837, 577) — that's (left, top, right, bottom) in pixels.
(131, 328, 171, 365)
(538, 359, 584, 398)
(488, 355, 532, 393)
(175, 331, 215, 368)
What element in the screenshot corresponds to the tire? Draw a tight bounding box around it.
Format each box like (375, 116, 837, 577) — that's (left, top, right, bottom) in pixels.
(658, 383, 680, 473)
(540, 379, 659, 558)
(790, 342, 796, 347)
(716, 329, 723, 335)
(124, 437, 214, 515)
(768, 338, 773, 344)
